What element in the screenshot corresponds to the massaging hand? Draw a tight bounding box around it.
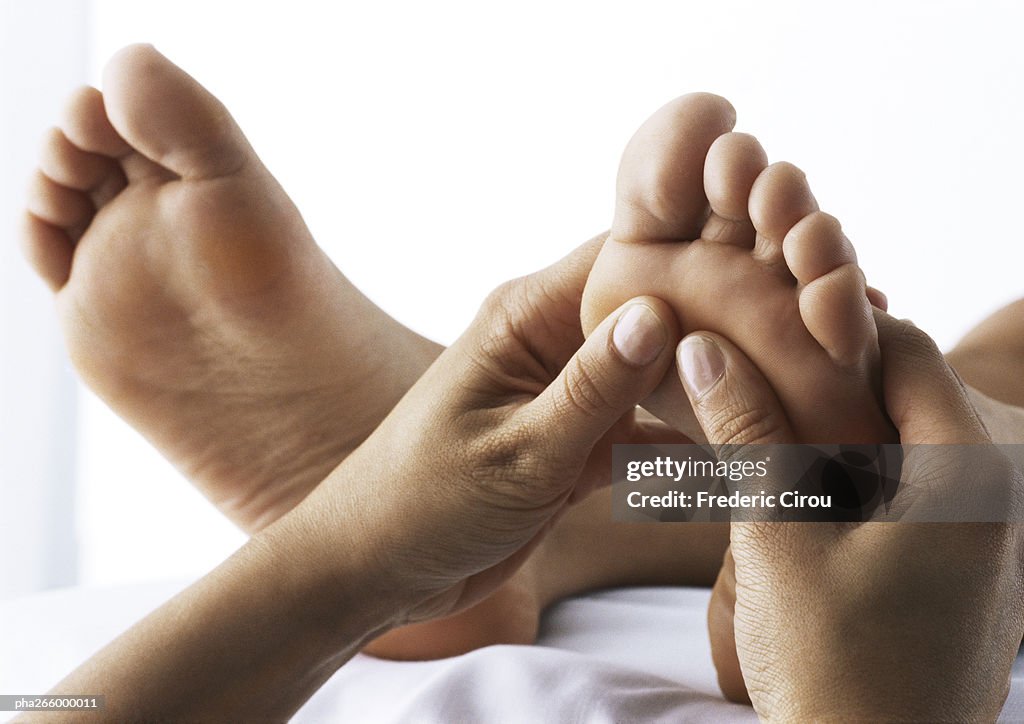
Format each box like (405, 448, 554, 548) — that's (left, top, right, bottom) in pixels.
(289, 237, 684, 625)
(39, 237, 686, 723)
(677, 312, 1024, 720)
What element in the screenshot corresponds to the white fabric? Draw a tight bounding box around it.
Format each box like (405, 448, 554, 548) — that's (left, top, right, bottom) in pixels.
(2, 582, 1023, 722)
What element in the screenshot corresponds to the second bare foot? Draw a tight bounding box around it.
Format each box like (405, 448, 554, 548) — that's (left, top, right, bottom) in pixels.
(581, 94, 895, 445)
(22, 45, 440, 532)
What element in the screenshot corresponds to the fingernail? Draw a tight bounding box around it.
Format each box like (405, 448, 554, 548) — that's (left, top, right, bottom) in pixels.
(678, 335, 725, 399)
(612, 303, 667, 366)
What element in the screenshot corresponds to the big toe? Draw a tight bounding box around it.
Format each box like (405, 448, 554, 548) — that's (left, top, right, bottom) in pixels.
(613, 93, 736, 243)
(102, 44, 253, 180)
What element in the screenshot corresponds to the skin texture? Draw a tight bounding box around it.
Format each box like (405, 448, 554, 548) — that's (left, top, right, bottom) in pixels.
(365, 470, 729, 659)
(23, 46, 733, 662)
(708, 299, 1024, 704)
(580, 93, 895, 445)
(678, 313, 1024, 721)
(25, 47, 1024, 690)
(22, 44, 442, 534)
(947, 300, 1024, 419)
(22, 236, 690, 723)
(578, 92, 1024, 709)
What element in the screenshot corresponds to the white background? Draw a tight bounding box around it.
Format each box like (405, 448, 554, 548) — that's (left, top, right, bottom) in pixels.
(3, 0, 1024, 593)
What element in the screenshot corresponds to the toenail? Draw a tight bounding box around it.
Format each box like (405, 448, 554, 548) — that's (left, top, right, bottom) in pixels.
(612, 303, 667, 366)
(678, 335, 725, 399)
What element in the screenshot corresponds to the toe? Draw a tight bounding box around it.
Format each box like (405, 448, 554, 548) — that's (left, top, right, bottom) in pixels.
(61, 86, 132, 158)
(701, 132, 767, 247)
(799, 264, 875, 368)
(39, 127, 123, 193)
(748, 162, 818, 263)
(866, 285, 888, 311)
(784, 211, 874, 366)
(613, 93, 736, 243)
(102, 44, 253, 180)
(61, 86, 167, 186)
(21, 213, 73, 292)
(782, 211, 856, 284)
(27, 170, 94, 233)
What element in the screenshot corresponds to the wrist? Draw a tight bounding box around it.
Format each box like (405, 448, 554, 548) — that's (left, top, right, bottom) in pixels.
(252, 474, 412, 657)
(41, 491, 408, 722)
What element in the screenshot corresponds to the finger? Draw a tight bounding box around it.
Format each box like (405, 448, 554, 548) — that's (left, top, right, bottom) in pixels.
(874, 311, 989, 445)
(526, 230, 610, 309)
(707, 547, 750, 704)
(526, 296, 679, 456)
(676, 332, 795, 446)
(866, 285, 888, 311)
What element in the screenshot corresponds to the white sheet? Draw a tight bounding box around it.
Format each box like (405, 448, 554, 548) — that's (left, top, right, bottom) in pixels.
(2, 582, 1023, 722)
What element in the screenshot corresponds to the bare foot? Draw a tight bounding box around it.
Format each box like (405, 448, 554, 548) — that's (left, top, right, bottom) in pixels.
(21, 45, 440, 533)
(364, 560, 542, 660)
(580, 93, 895, 445)
(580, 93, 899, 701)
(22, 48, 726, 663)
(946, 300, 1024, 444)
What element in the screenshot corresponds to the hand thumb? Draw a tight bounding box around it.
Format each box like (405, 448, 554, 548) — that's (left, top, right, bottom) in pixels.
(676, 333, 795, 446)
(527, 297, 678, 456)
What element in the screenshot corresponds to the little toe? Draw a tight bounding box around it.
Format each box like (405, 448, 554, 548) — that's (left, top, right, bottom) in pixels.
(27, 170, 94, 233)
(799, 264, 875, 368)
(102, 44, 254, 180)
(748, 162, 818, 263)
(21, 213, 74, 292)
(39, 127, 123, 193)
(782, 211, 856, 284)
(701, 132, 768, 247)
(613, 93, 736, 243)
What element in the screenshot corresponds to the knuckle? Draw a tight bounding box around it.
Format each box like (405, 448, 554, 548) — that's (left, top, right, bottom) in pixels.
(701, 400, 783, 446)
(470, 429, 528, 479)
(469, 283, 524, 362)
(558, 354, 616, 419)
(479, 279, 520, 318)
(470, 420, 552, 480)
(478, 275, 559, 334)
(890, 320, 942, 362)
(466, 425, 567, 509)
